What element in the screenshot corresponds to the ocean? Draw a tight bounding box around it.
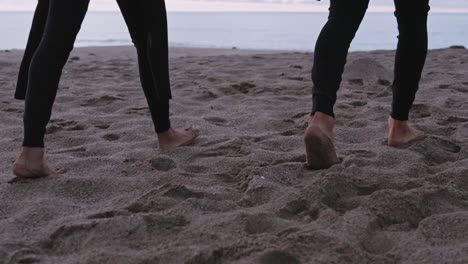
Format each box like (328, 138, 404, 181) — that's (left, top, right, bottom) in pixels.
(0, 11, 467, 51)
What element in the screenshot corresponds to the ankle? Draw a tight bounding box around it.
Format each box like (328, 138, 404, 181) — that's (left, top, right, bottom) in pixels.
(19, 147, 45, 159)
(157, 128, 175, 141)
(309, 112, 335, 133)
(388, 117, 411, 132)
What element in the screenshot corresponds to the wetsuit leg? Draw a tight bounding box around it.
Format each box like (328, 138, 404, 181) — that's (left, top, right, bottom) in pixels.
(22, 0, 90, 147)
(15, 0, 50, 100)
(391, 0, 430, 121)
(311, 0, 370, 117)
(116, 0, 171, 134)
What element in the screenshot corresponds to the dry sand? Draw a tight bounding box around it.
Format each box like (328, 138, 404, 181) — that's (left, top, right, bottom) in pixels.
(0, 45, 467, 264)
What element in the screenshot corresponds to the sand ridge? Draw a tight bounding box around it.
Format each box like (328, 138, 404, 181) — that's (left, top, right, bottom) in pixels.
(0, 46, 468, 263)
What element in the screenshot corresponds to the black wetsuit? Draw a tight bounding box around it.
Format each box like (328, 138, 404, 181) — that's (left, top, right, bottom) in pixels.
(116, 0, 172, 133)
(312, 0, 430, 121)
(16, 0, 171, 148)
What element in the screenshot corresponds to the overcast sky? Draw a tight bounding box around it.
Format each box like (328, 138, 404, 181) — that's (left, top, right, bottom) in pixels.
(0, 0, 467, 12)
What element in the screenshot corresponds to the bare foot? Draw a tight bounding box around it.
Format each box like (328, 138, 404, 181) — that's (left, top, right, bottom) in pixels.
(158, 128, 198, 150)
(387, 117, 424, 148)
(304, 112, 340, 170)
(13, 147, 64, 178)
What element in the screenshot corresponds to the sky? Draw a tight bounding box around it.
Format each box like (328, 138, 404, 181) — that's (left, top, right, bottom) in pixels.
(0, 0, 468, 13)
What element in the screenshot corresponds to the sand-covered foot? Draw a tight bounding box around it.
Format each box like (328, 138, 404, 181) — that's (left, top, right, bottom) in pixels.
(158, 128, 198, 150)
(13, 148, 64, 178)
(304, 112, 340, 170)
(304, 125, 340, 170)
(387, 117, 425, 148)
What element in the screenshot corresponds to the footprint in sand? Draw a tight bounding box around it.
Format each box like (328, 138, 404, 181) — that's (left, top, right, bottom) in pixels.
(2, 108, 22, 113)
(204, 116, 229, 126)
(126, 189, 179, 213)
(347, 149, 377, 159)
(243, 214, 275, 235)
(349, 101, 367, 107)
(368, 88, 391, 99)
(444, 97, 467, 110)
(361, 230, 394, 255)
(438, 84, 450, 89)
(80, 95, 124, 107)
(230, 82, 256, 94)
(280, 129, 301, 137)
(200, 138, 231, 147)
(87, 210, 128, 220)
(94, 123, 110, 129)
(239, 182, 276, 207)
(258, 251, 300, 264)
(368, 190, 425, 229)
(196, 90, 219, 100)
(290, 64, 303, 69)
(102, 133, 120, 141)
(46, 120, 86, 134)
(5, 248, 40, 264)
(292, 112, 309, 119)
(377, 79, 391, 86)
(454, 172, 468, 192)
(125, 106, 148, 116)
(316, 174, 369, 214)
(143, 214, 189, 234)
(437, 116, 468, 126)
(410, 104, 431, 119)
(278, 199, 311, 219)
(183, 165, 209, 174)
(348, 78, 364, 86)
(418, 212, 468, 245)
(162, 185, 205, 200)
(199, 145, 250, 159)
(337, 103, 352, 110)
(454, 86, 468, 93)
(196, 139, 251, 159)
(51, 146, 87, 154)
(48, 221, 98, 242)
(348, 119, 371, 128)
(149, 156, 177, 171)
(287, 76, 305, 81)
(409, 136, 461, 165)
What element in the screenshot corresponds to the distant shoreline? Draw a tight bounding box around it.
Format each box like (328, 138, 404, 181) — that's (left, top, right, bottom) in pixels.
(1, 12, 466, 51)
(2, 45, 465, 55)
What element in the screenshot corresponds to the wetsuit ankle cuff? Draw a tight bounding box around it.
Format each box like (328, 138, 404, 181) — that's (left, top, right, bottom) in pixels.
(312, 94, 335, 118)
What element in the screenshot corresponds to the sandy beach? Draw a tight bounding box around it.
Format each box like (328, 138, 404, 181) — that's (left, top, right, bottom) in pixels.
(1, 45, 467, 263)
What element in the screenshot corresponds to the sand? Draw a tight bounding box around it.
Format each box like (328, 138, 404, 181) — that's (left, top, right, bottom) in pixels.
(0, 45, 467, 264)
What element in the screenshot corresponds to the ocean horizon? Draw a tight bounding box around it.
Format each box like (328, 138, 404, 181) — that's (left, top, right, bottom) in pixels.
(0, 11, 467, 51)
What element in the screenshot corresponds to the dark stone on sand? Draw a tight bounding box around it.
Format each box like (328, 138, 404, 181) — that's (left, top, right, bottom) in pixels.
(449, 45, 466, 49)
(70, 56, 80, 61)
